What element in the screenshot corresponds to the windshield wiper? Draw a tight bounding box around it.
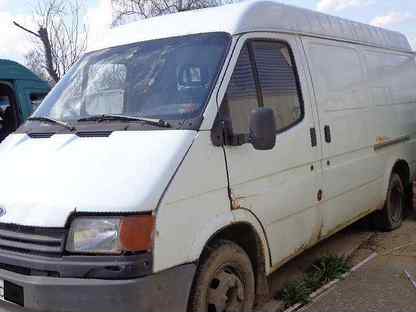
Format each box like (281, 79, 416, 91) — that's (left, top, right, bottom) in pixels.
(27, 116, 75, 131)
(77, 114, 171, 128)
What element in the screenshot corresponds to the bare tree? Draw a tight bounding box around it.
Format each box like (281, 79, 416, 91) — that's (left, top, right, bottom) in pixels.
(14, 0, 87, 84)
(24, 50, 50, 83)
(112, 0, 235, 25)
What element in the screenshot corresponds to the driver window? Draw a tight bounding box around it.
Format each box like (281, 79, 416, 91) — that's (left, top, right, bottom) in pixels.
(222, 40, 303, 136)
(252, 41, 303, 131)
(223, 45, 258, 135)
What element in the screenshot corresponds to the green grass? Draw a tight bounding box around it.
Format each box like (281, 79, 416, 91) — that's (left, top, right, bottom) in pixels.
(280, 280, 312, 306)
(279, 255, 351, 308)
(308, 255, 350, 284)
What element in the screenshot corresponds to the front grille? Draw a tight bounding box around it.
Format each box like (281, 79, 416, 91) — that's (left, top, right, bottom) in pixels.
(0, 223, 66, 257)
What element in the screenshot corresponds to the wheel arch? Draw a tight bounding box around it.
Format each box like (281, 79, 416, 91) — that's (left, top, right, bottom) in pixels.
(382, 158, 411, 211)
(197, 209, 271, 304)
(392, 159, 410, 187)
(384, 159, 410, 196)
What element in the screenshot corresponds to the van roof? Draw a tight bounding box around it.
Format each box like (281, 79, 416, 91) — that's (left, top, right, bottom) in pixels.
(0, 59, 46, 82)
(90, 0, 412, 53)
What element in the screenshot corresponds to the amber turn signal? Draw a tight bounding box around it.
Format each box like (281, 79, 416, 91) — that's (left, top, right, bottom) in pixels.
(120, 215, 155, 252)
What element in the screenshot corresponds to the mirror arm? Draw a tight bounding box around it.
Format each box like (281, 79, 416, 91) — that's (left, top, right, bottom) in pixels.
(211, 114, 251, 147)
(211, 121, 249, 147)
(228, 133, 248, 146)
(211, 120, 226, 147)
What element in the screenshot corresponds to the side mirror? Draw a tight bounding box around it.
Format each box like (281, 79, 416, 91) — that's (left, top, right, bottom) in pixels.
(249, 107, 277, 150)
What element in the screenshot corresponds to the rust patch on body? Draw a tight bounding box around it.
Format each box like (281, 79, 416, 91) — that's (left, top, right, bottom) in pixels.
(376, 136, 388, 145)
(230, 190, 241, 210)
(229, 190, 259, 210)
(308, 220, 324, 246)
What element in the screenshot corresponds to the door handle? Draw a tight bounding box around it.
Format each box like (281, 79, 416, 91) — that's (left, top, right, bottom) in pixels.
(310, 128, 317, 147)
(324, 125, 331, 143)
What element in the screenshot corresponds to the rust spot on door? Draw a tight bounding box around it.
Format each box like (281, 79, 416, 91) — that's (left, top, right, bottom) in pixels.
(230, 191, 241, 210)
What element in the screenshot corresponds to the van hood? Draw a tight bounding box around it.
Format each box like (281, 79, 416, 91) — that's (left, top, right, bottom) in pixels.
(0, 130, 196, 227)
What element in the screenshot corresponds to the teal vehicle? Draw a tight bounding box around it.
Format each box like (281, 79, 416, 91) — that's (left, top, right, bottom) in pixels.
(0, 59, 50, 141)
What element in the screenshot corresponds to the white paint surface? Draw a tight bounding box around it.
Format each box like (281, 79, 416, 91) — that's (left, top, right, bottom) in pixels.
(89, 0, 411, 53)
(0, 0, 415, 282)
(0, 131, 195, 227)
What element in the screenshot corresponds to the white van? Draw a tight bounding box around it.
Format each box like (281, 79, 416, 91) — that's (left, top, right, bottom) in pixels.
(0, 1, 415, 311)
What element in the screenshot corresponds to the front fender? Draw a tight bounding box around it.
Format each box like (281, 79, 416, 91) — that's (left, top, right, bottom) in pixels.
(189, 208, 271, 275)
(232, 208, 271, 274)
(188, 210, 235, 262)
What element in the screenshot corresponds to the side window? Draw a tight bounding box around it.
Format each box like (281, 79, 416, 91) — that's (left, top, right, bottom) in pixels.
(30, 93, 47, 112)
(252, 41, 302, 131)
(223, 40, 303, 136)
(224, 45, 258, 135)
(0, 96, 10, 113)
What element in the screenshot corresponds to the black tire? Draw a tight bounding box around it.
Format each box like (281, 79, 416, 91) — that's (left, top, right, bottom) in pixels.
(374, 173, 405, 231)
(188, 240, 255, 312)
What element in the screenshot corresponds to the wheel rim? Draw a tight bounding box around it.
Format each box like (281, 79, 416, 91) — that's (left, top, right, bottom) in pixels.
(390, 182, 403, 224)
(207, 266, 245, 312)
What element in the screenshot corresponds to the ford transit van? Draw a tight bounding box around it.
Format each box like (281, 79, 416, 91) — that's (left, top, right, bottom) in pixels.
(0, 1, 415, 311)
(0, 60, 49, 142)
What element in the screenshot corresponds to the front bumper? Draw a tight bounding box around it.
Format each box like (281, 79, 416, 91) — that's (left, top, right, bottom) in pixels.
(0, 263, 196, 312)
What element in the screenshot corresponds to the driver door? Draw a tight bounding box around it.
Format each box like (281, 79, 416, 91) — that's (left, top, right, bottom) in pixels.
(217, 33, 322, 268)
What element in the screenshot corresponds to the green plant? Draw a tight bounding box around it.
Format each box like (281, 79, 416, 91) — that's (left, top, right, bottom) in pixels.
(308, 255, 350, 284)
(280, 280, 311, 307)
(304, 269, 323, 290)
(279, 255, 351, 308)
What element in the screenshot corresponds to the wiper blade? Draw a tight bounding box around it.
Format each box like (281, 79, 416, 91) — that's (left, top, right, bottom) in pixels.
(77, 114, 171, 128)
(28, 116, 75, 131)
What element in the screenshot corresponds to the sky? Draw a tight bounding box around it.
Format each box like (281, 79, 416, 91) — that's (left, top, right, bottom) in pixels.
(0, 0, 112, 63)
(0, 0, 415, 65)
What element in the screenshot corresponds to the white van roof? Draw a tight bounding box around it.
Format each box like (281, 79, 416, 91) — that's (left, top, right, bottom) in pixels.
(90, 0, 412, 53)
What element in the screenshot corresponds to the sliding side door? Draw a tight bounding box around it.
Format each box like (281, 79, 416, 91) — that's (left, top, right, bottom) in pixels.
(301, 37, 382, 237)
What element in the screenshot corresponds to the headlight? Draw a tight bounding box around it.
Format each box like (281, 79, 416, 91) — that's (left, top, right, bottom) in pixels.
(66, 215, 155, 254)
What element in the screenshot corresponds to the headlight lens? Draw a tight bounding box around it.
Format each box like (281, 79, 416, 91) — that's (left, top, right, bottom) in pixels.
(66, 215, 155, 254)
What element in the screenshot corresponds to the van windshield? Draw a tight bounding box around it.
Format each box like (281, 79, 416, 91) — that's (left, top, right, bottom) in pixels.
(32, 32, 230, 129)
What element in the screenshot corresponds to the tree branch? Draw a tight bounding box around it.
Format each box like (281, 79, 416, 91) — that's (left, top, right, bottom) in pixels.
(13, 21, 40, 38)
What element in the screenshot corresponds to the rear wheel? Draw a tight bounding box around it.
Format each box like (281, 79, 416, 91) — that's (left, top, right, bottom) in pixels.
(188, 240, 255, 312)
(374, 173, 404, 231)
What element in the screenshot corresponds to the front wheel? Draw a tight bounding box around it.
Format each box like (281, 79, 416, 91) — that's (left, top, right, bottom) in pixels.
(374, 173, 404, 231)
(188, 240, 255, 312)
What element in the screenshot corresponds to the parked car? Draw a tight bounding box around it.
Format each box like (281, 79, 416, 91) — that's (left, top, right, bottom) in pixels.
(0, 1, 414, 311)
(0, 60, 50, 142)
